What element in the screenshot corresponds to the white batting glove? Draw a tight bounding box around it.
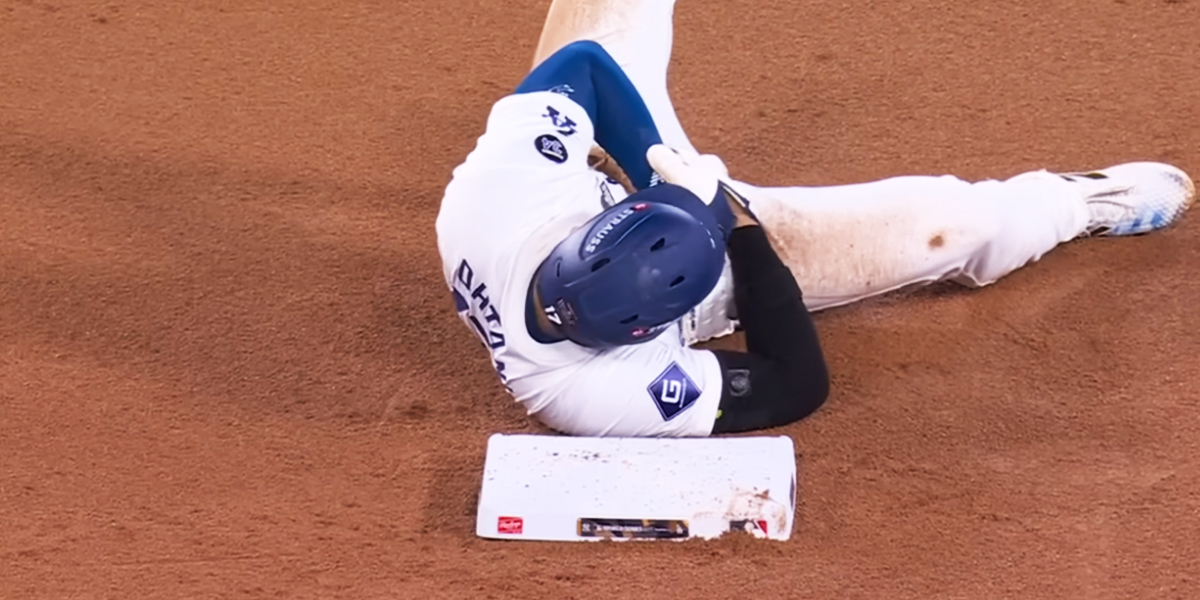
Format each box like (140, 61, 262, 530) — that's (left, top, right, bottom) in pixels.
(646, 144, 721, 205)
(646, 144, 755, 215)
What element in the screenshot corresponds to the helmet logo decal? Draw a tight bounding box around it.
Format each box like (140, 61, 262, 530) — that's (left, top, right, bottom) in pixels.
(631, 321, 670, 338)
(583, 205, 639, 255)
(552, 299, 577, 326)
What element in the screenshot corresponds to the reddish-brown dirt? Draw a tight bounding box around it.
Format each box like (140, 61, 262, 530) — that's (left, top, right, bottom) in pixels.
(3, 0, 1199, 598)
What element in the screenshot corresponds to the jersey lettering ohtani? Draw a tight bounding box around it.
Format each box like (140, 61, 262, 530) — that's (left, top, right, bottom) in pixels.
(435, 91, 724, 437)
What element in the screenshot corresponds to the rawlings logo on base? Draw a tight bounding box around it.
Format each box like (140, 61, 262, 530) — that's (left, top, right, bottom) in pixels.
(497, 516, 524, 534)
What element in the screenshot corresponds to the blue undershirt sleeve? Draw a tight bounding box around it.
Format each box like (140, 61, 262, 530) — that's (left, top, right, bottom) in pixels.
(516, 40, 663, 189)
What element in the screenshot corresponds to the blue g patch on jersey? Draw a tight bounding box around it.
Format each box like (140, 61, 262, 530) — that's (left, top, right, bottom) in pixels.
(648, 362, 701, 421)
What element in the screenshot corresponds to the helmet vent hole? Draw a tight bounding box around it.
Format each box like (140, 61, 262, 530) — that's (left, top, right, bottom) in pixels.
(619, 315, 639, 324)
(650, 238, 666, 252)
(670, 275, 685, 288)
(590, 258, 611, 272)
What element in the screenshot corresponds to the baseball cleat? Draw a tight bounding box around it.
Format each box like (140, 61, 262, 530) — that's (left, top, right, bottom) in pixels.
(1059, 162, 1196, 236)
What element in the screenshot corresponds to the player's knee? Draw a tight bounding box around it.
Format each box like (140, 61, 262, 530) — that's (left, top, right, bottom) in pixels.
(779, 362, 829, 424)
(551, 39, 610, 66)
(561, 39, 606, 56)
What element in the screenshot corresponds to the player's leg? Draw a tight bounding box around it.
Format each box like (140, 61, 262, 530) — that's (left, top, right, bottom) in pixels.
(730, 162, 1193, 313)
(532, 0, 696, 154)
(683, 172, 1072, 342)
(726, 173, 1083, 311)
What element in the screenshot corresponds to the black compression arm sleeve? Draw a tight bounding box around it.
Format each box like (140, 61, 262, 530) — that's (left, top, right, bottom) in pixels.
(711, 226, 829, 433)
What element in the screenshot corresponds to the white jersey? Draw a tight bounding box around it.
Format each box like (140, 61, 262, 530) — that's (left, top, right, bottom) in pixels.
(435, 91, 724, 437)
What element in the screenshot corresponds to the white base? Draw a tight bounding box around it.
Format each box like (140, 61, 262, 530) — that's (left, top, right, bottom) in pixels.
(475, 434, 797, 541)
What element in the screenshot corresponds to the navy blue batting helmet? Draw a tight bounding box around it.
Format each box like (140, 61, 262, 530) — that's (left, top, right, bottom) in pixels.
(533, 184, 729, 348)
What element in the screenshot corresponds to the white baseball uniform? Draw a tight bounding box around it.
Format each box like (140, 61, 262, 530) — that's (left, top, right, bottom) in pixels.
(437, 0, 1098, 437)
(436, 91, 724, 437)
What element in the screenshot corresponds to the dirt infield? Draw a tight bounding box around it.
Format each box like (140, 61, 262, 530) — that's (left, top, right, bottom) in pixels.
(3, 0, 1199, 598)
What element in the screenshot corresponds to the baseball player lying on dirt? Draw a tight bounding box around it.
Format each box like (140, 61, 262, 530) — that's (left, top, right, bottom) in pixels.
(435, 0, 1195, 438)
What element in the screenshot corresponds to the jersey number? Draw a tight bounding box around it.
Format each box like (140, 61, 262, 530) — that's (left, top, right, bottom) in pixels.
(542, 106, 577, 136)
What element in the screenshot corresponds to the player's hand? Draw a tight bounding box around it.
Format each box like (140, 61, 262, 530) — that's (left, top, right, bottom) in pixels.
(646, 144, 720, 205)
(648, 144, 757, 224)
